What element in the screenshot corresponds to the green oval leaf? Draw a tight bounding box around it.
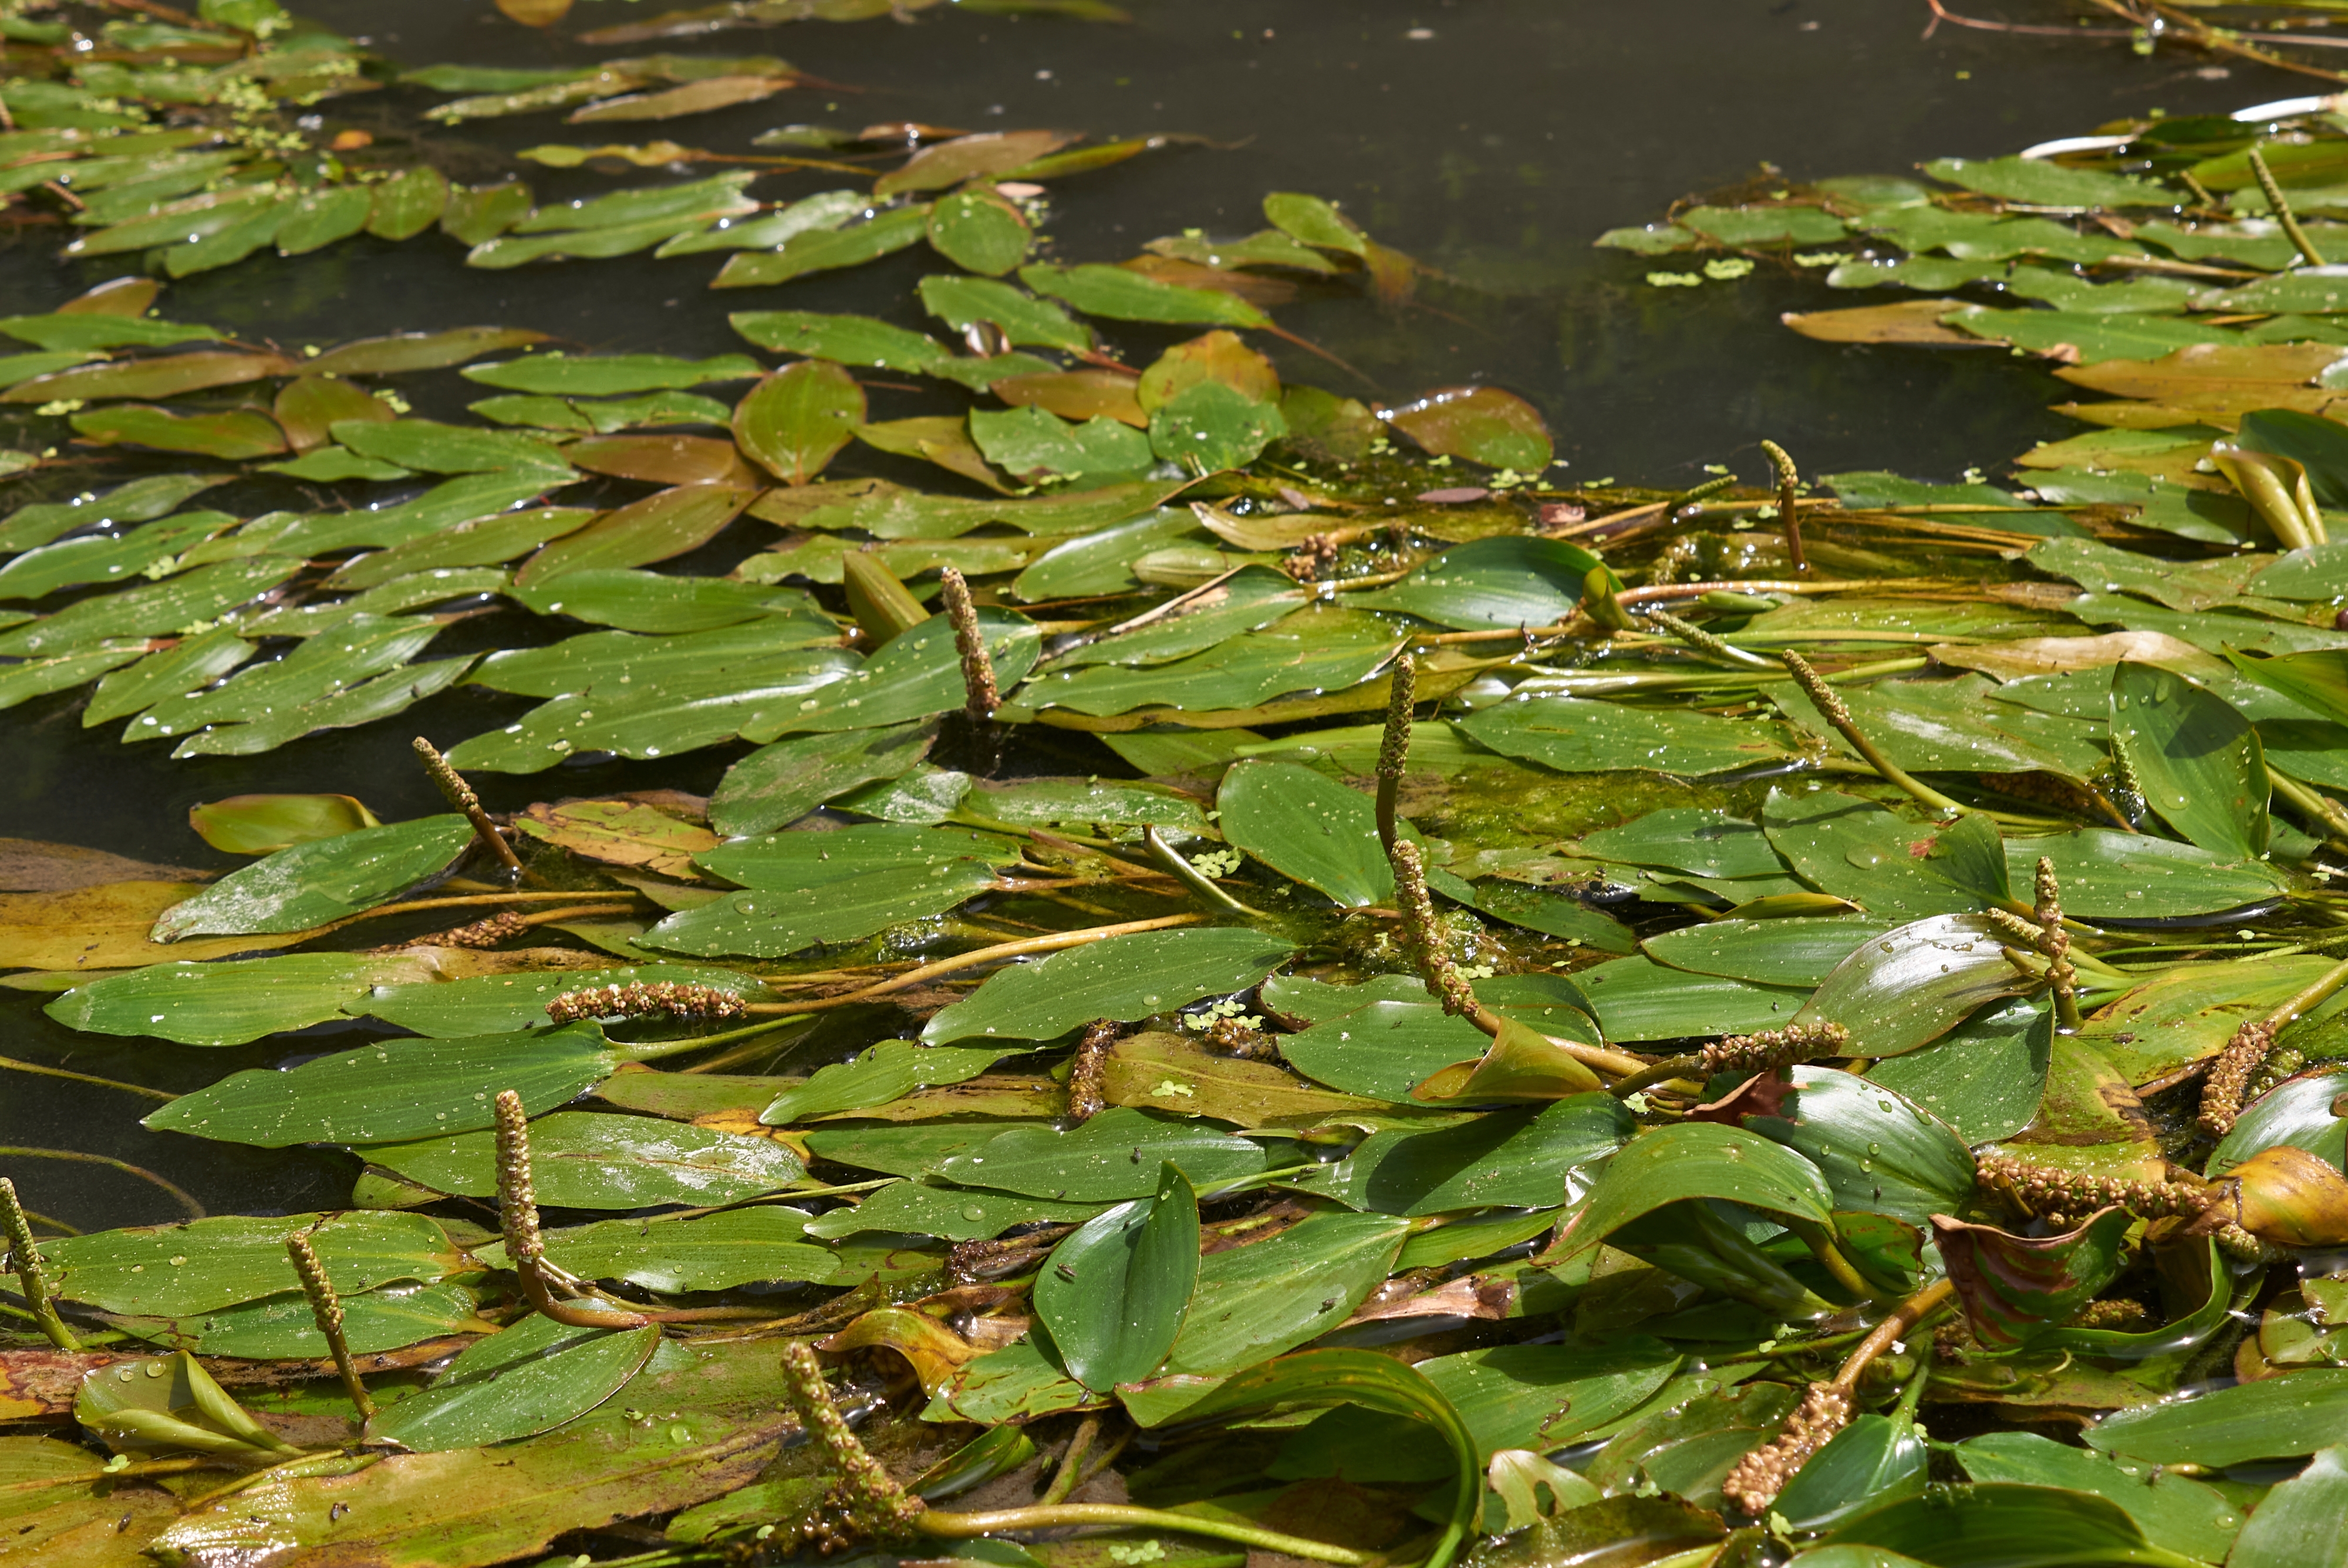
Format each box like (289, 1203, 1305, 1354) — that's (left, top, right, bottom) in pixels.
(923, 926, 1296, 1043)
(149, 815, 475, 941)
(365, 1313, 659, 1453)
(1035, 1161, 1200, 1391)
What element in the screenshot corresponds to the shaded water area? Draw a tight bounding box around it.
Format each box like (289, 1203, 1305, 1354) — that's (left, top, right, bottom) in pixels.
(0, 0, 2306, 1234)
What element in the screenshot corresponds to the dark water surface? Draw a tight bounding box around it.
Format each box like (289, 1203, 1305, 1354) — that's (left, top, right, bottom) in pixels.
(0, 0, 2307, 1229)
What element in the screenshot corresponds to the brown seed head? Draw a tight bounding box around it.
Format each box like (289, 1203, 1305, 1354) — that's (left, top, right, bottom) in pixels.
(1720, 1381, 1851, 1517)
(1699, 1022, 1851, 1076)
(545, 980, 747, 1025)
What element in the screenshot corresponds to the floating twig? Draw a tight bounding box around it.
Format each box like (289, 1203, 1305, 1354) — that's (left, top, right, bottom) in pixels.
(286, 1231, 375, 1421)
(1, 1177, 78, 1349)
(413, 736, 524, 877)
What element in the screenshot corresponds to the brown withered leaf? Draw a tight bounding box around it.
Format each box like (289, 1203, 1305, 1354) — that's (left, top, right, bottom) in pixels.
(514, 797, 719, 878)
(0, 882, 331, 971)
(0, 838, 211, 894)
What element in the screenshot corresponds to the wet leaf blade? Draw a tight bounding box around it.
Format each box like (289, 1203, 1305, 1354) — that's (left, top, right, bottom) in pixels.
(1035, 1163, 1200, 1391)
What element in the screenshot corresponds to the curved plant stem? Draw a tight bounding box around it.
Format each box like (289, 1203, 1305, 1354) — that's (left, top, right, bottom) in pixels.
(1780, 650, 1965, 815)
(2250, 146, 2329, 267)
(0, 1055, 172, 1102)
(1, 1177, 77, 1349)
(286, 1231, 375, 1422)
(494, 1090, 651, 1330)
(1038, 1413, 1099, 1507)
(0, 1147, 203, 1218)
(1145, 827, 1265, 917)
(1831, 1278, 1955, 1391)
(744, 914, 1203, 1015)
(912, 1505, 1375, 1564)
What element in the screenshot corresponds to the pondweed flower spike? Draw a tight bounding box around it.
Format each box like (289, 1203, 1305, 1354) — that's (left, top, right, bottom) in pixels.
(2034, 857, 2082, 1033)
(1758, 438, 1809, 573)
(1722, 1275, 1953, 1517)
(1, 1177, 77, 1349)
(775, 1341, 1374, 1562)
(1376, 653, 1416, 854)
(546, 980, 748, 1026)
(1066, 1019, 1117, 1123)
(1975, 1153, 2215, 1226)
(2251, 146, 2328, 268)
(1779, 650, 1966, 816)
(2200, 952, 2348, 1135)
(781, 1340, 927, 1547)
(1609, 1022, 1851, 1099)
(1983, 908, 2044, 947)
(1389, 840, 1484, 1026)
(286, 1231, 375, 1421)
(1638, 606, 1772, 668)
(413, 736, 524, 876)
(1672, 473, 1739, 511)
(494, 1090, 648, 1329)
(939, 567, 999, 721)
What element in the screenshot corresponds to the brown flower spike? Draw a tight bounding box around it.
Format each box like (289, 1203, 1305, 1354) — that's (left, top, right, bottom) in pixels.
(1720, 1382, 1851, 1516)
(939, 566, 998, 721)
(780, 1340, 926, 1550)
(545, 980, 747, 1025)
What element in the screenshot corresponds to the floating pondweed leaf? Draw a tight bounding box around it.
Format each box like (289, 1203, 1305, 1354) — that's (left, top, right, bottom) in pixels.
(1643, 915, 1899, 987)
(43, 1211, 461, 1319)
(1954, 1433, 2242, 1564)
(2086, 1369, 2348, 1466)
(713, 203, 932, 288)
(1384, 387, 1553, 471)
(2009, 824, 2292, 920)
(1549, 1123, 1836, 1266)
(186, 793, 381, 858)
(1217, 759, 1390, 907)
(1021, 262, 1273, 330)
(148, 815, 473, 941)
(1017, 609, 1399, 718)
(0, 472, 228, 553)
(46, 952, 427, 1046)
(1035, 1162, 1199, 1392)
(119, 1282, 487, 1361)
(1759, 789, 1995, 919)
(1571, 957, 1807, 1040)
(1281, 1000, 1503, 1101)
(478, 1207, 829, 1293)
(1731, 1067, 1975, 1227)
(805, 1181, 1107, 1242)
(2084, 957, 2334, 1089)
(1100, 1031, 1386, 1124)
(366, 1313, 661, 1454)
(1795, 913, 2027, 1059)
(1868, 999, 2052, 1143)
(1771, 673, 2109, 783)
(709, 721, 936, 837)
(935, 1107, 1269, 1200)
(639, 857, 999, 957)
(365, 1111, 806, 1208)
(1461, 695, 1794, 778)
(144, 1025, 617, 1147)
(2110, 661, 2270, 859)
(75, 1350, 304, 1463)
(1301, 1096, 1631, 1215)
(461, 352, 761, 396)
(70, 404, 288, 459)
(761, 1042, 1018, 1125)
(1816, 1484, 2202, 1568)
(918, 275, 1097, 352)
(923, 927, 1296, 1043)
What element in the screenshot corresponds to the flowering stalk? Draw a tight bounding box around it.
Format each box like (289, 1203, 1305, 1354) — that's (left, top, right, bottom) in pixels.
(1376, 654, 1416, 854)
(1638, 606, 1772, 668)
(2251, 146, 2328, 267)
(1, 1177, 76, 1349)
(1389, 840, 1485, 1028)
(939, 567, 999, 721)
(1721, 1276, 1953, 1516)
(775, 1343, 1373, 1563)
(1759, 438, 1809, 573)
(546, 981, 748, 1026)
(1608, 1022, 1851, 1099)
(286, 1231, 375, 1421)
(2034, 857, 2082, 1033)
(1780, 651, 1964, 816)
(2199, 952, 2348, 1136)
(413, 736, 524, 876)
(494, 1090, 650, 1330)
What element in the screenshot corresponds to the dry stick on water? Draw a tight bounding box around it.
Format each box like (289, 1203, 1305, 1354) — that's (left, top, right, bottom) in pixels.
(1376, 653, 1416, 855)
(775, 1342, 1376, 1563)
(2250, 146, 2329, 268)
(2034, 857, 2083, 1033)
(413, 736, 524, 877)
(1, 1177, 78, 1349)
(2201, 952, 2348, 1136)
(939, 567, 999, 721)
(1720, 1277, 1955, 1516)
(286, 1231, 376, 1421)
(1758, 440, 1809, 573)
(1780, 650, 1966, 816)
